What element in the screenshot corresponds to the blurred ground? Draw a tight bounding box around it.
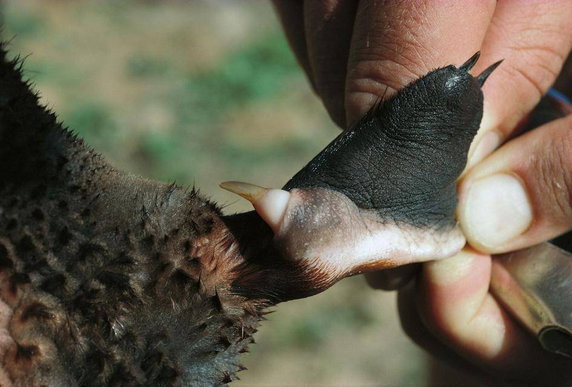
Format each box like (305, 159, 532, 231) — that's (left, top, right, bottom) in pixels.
(1, 1, 427, 385)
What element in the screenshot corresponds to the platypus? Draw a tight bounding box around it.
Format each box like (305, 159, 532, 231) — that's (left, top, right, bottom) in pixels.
(0, 42, 499, 385)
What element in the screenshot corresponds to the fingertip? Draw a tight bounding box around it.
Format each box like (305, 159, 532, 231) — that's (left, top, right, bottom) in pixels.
(423, 249, 484, 287)
(459, 173, 533, 253)
(271, 0, 314, 87)
(322, 95, 347, 130)
(465, 128, 501, 170)
(417, 249, 492, 338)
(303, 0, 357, 130)
(460, 115, 572, 254)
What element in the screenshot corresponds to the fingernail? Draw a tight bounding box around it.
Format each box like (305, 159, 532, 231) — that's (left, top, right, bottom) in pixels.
(467, 130, 501, 168)
(461, 174, 533, 249)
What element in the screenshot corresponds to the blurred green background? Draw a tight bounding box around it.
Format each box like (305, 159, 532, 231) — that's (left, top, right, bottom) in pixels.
(1, 1, 427, 385)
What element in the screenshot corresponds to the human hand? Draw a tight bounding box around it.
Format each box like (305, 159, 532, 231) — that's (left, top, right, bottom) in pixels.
(274, 1, 572, 384)
(272, 0, 571, 134)
(273, 0, 572, 289)
(398, 92, 572, 386)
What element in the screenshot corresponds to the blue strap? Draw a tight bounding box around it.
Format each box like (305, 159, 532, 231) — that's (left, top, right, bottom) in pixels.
(547, 88, 572, 105)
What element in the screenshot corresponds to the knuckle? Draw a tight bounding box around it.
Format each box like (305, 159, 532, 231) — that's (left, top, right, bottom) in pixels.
(531, 120, 572, 225)
(344, 55, 417, 123)
(497, 28, 569, 102)
(549, 128, 572, 217)
(501, 64, 547, 102)
(347, 28, 433, 100)
(345, 57, 413, 98)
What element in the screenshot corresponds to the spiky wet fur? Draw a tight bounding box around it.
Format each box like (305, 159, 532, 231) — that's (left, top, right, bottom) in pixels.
(0, 42, 269, 385)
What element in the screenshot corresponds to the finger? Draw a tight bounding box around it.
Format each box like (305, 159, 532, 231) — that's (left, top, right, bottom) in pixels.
(304, 0, 358, 128)
(397, 280, 503, 386)
(364, 264, 418, 291)
(459, 114, 572, 253)
(418, 249, 572, 384)
(272, 1, 314, 89)
(345, 0, 495, 126)
(466, 0, 572, 166)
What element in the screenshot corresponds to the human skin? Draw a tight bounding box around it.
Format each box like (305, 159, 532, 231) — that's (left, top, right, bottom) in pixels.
(273, 0, 572, 385)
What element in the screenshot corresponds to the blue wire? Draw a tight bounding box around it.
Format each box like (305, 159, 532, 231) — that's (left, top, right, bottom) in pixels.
(547, 88, 572, 105)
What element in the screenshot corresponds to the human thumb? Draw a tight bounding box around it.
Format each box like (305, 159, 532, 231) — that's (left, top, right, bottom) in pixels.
(458, 114, 572, 254)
